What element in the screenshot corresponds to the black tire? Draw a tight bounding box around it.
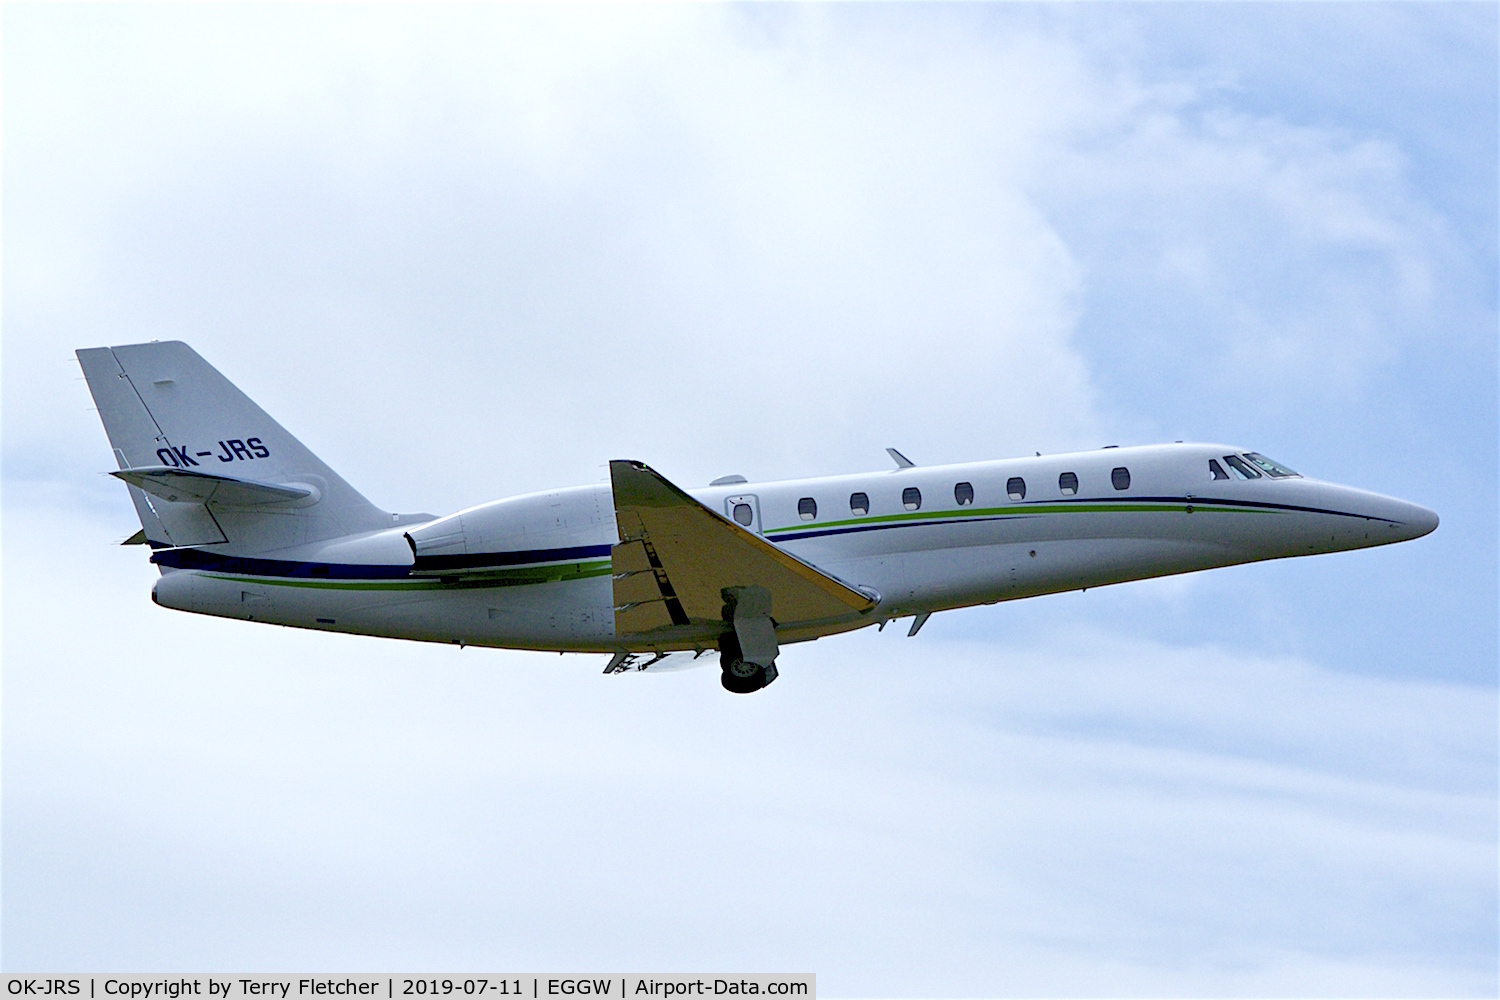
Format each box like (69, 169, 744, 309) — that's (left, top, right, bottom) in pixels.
(718, 631, 743, 669)
(720, 661, 767, 694)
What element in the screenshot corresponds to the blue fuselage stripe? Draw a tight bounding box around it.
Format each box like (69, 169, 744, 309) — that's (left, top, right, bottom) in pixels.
(410, 544, 612, 573)
(152, 543, 612, 580)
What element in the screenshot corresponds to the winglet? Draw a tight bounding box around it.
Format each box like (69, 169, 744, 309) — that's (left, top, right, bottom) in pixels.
(886, 447, 915, 469)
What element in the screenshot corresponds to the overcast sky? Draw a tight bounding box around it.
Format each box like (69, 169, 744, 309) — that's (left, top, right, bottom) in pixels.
(3, 4, 1496, 995)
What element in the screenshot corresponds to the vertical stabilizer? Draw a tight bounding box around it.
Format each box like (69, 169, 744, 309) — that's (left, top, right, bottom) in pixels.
(77, 341, 390, 553)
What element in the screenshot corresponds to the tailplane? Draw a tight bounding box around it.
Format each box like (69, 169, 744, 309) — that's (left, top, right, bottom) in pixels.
(77, 341, 391, 552)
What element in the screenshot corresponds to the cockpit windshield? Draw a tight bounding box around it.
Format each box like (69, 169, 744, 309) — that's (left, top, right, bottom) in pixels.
(1243, 452, 1300, 478)
(1222, 454, 1260, 479)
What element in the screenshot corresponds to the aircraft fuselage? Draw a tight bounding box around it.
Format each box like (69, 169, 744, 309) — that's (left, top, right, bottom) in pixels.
(149, 442, 1438, 654)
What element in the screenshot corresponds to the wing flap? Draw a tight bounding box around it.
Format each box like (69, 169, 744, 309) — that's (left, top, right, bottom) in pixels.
(609, 460, 876, 640)
(615, 601, 680, 635)
(610, 539, 654, 575)
(613, 567, 667, 606)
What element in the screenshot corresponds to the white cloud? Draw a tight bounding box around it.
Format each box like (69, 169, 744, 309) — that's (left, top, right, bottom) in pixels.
(9, 7, 1101, 510)
(1019, 42, 1467, 426)
(7, 6, 1466, 505)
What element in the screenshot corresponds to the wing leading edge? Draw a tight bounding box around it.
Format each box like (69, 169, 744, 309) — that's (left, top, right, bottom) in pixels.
(609, 460, 877, 645)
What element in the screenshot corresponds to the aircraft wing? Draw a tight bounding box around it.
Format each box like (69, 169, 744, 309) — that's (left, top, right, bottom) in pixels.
(610, 460, 877, 641)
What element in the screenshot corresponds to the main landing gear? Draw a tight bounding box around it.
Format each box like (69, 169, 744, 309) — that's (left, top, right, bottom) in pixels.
(718, 631, 778, 694)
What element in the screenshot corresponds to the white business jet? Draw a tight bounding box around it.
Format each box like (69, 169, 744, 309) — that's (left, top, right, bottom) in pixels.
(78, 342, 1438, 693)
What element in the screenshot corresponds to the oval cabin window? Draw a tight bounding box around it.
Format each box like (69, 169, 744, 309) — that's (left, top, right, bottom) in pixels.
(954, 482, 974, 506)
(733, 503, 754, 526)
(850, 492, 870, 516)
(1111, 467, 1131, 490)
(902, 487, 922, 511)
(1059, 472, 1079, 495)
(1007, 477, 1026, 501)
(798, 497, 818, 521)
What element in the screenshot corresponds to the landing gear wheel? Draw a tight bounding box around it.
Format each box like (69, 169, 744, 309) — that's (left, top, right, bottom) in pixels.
(720, 659, 768, 694)
(717, 632, 778, 693)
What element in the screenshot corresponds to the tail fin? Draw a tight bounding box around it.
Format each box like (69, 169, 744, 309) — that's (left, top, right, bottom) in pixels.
(77, 341, 390, 552)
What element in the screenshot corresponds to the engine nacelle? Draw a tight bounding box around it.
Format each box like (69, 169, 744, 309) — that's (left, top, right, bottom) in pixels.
(404, 484, 614, 571)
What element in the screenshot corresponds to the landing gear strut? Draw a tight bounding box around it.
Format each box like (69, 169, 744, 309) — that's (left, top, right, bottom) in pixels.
(718, 631, 778, 694)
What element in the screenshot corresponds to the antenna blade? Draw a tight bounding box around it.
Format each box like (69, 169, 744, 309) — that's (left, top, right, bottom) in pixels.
(886, 447, 915, 469)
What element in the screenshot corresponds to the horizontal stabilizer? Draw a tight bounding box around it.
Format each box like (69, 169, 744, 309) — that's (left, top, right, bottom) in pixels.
(111, 466, 317, 509)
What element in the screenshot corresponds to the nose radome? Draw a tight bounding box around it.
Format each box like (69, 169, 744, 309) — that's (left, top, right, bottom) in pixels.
(1342, 488, 1439, 545)
(1403, 503, 1439, 539)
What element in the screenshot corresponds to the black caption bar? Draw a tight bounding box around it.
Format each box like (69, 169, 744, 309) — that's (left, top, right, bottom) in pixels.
(2, 977, 814, 1000)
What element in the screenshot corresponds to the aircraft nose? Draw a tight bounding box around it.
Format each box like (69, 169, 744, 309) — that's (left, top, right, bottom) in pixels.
(1329, 487, 1439, 548)
(1400, 502, 1439, 540)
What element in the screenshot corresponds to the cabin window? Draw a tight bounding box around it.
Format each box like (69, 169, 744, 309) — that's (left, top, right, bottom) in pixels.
(1059, 472, 1079, 495)
(850, 492, 870, 516)
(1222, 455, 1260, 479)
(1111, 466, 1131, 490)
(733, 503, 754, 526)
(1244, 452, 1300, 478)
(310, 564, 330, 578)
(902, 487, 922, 511)
(1007, 477, 1026, 501)
(798, 497, 818, 521)
(954, 482, 974, 506)
(1209, 459, 1230, 480)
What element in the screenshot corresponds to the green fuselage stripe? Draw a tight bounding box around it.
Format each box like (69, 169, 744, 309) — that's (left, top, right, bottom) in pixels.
(208, 559, 614, 590)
